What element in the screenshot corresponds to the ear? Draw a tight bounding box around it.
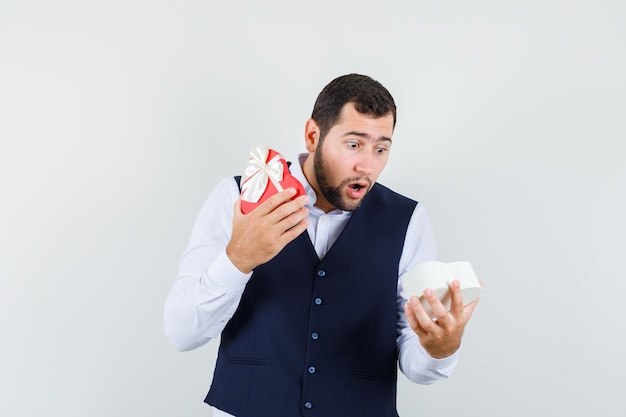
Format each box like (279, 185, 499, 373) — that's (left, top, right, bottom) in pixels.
(304, 119, 320, 153)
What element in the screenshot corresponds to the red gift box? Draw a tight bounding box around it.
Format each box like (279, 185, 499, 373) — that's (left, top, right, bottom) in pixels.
(240, 146, 306, 214)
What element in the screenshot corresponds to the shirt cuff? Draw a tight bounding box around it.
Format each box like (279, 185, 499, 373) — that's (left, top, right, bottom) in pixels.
(417, 341, 459, 374)
(204, 249, 252, 293)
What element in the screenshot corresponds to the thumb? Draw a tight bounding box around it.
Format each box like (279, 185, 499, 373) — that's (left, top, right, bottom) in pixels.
(233, 197, 244, 216)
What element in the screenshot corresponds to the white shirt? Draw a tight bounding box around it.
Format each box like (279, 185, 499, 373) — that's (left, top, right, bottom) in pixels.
(164, 154, 459, 417)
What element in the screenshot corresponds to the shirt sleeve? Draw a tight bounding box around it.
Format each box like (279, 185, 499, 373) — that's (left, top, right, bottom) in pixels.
(163, 177, 252, 352)
(396, 203, 460, 383)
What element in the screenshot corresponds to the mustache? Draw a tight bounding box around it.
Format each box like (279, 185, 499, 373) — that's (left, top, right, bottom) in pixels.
(339, 176, 372, 189)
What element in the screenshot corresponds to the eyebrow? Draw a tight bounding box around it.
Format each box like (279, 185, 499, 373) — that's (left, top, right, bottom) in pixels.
(343, 131, 392, 143)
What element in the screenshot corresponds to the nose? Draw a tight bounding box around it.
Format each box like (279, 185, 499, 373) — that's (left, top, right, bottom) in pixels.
(355, 153, 374, 176)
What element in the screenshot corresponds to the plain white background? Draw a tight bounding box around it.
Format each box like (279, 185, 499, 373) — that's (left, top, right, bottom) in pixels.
(1, 1, 624, 416)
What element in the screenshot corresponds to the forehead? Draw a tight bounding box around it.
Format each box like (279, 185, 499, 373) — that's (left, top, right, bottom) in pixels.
(330, 103, 394, 137)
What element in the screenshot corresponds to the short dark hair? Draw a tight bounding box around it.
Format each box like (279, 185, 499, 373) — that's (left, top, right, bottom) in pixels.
(311, 73, 397, 140)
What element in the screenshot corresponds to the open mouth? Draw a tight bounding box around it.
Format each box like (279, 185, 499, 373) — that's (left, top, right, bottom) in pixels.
(346, 180, 370, 198)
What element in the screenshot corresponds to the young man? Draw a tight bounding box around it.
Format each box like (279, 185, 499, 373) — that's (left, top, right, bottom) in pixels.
(164, 74, 479, 416)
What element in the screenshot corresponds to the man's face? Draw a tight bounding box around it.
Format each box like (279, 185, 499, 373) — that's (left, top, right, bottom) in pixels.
(311, 103, 394, 212)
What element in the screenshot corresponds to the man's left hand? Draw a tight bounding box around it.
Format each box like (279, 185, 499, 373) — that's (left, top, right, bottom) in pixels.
(403, 280, 480, 359)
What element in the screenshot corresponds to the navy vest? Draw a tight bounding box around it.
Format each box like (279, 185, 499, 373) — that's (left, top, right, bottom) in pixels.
(206, 179, 417, 416)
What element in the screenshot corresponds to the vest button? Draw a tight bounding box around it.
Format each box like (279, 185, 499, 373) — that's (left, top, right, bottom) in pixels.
(308, 366, 316, 374)
(304, 401, 313, 409)
(317, 270, 326, 277)
(311, 332, 319, 340)
(314, 298, 322, 305)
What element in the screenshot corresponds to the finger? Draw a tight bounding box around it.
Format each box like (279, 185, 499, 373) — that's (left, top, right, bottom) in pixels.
(266, 192, 308, 223)
(422, 288, 449, 324)
(281, 194, 309, 215)
(255, 188, 298, 216)
(232, 198, 244, 218)
(404, 298, 425, 334)
(278, 207, 309, 239)
(271, 194, 309, 228)
(408, 294, 440, 334)
(448, 280, 465, 318)
(462, 296, 480, 321)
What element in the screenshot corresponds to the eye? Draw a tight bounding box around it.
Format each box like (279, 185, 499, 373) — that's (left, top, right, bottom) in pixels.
(375, 146, 389, 154)
(346, 141, 359, 150)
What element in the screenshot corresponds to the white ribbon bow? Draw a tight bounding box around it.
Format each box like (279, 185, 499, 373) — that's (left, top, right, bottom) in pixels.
(241, 146, 285, 203)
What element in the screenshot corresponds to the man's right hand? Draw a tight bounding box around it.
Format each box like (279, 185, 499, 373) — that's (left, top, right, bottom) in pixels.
(226, 187, 309, 273)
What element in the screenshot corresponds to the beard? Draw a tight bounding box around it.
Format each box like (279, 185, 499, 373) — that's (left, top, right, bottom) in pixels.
(313, 144, 372, 212)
